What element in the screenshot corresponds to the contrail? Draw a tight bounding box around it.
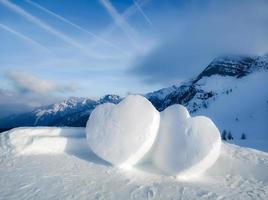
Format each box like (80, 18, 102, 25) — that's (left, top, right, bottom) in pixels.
(133, 0, 153, 27)
(90, 0, 151, 51)
(0, 0, 113, 60)
(98, 0, 140, 51)
(25, 0, 125, 55)
(0, 23, 47, 50)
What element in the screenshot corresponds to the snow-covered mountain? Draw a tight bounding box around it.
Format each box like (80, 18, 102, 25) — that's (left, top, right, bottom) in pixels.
(0, 95, 121, 128)
(146, 55, 268, 111)
(1, 55, 267, 140)
(146, 55, 268, 144)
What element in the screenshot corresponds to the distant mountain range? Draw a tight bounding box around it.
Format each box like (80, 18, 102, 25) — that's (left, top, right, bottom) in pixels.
(0, 94, 121, 129)
(1, 54, 268, 139)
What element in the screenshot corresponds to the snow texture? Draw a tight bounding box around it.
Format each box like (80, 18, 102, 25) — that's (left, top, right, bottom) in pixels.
(151, 104, 221, 178)
(8, 127, 86, 155)
(1, 127, 268, 200)
(86, 95, 160, 168)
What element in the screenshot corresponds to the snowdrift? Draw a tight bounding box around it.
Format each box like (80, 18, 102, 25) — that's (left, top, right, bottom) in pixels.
(7, 127, 87, 155)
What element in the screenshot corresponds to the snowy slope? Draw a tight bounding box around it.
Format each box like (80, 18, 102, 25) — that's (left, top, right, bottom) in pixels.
(1, 127, 268, 200)
(192, 71, 268, 148)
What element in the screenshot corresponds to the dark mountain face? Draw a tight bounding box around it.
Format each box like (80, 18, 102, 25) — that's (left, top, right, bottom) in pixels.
(146, 55, 268, 112)
(0, 55, 267, 129)
(194, 56, 256, 82)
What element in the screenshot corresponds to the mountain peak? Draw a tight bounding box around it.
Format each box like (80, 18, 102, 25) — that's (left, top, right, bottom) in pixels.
(147, 54, 268, 112)
(99, 94, 121, 104)
(194, 56, 257, 83)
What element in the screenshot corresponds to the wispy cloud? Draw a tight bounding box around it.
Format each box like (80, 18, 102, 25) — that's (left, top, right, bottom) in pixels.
(0, 0, 113, 60)
(98, 0, 140, 51)
(6, 71, 78, 95)
(0, 22, 47, 50)
(25, 0, 126, 55)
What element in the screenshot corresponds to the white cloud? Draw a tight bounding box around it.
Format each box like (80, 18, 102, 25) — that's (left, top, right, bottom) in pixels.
(0, 88, 63, 117)
(6, 71, 77, 95)
(131, 0, 268, 84)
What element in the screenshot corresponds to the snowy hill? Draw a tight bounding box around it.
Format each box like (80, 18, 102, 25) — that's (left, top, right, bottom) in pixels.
(1, 127, 268, 199)
(1, 55, 267, 144)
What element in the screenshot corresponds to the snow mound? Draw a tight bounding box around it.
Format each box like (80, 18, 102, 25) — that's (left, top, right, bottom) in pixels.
(8, 127, 86, 155)
(86, 95, 160, 168)
(151, 104, 221, 178)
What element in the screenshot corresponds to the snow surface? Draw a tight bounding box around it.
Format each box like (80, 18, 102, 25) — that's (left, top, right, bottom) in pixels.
(193, 71, 268, 142)
(1, 127, 268, 199)
(150, 105, 221, 178)
(86, 95, 160, 168)
(7, 127, 86, 155)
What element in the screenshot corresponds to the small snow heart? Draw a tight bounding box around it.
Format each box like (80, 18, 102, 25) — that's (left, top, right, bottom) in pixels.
(151, 104, 221, 178)
(86, 95, 160, 168)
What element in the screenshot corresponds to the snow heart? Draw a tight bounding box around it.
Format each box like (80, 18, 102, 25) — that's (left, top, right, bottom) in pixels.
(86, 95, 160, 168)
(151, 104, 221, 178)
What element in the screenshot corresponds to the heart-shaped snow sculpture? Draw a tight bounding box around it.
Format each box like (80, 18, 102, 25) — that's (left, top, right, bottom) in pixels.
(86, 95, 160, 168)
(151, 104, 221, 178)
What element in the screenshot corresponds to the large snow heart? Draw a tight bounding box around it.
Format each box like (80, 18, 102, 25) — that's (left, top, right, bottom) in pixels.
(151, 104, 221, 178)
(86, 95, 160, 168)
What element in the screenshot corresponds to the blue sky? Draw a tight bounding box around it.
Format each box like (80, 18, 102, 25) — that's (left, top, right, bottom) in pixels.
(0, 0, 268, 115)
(0, 0, 156, 97)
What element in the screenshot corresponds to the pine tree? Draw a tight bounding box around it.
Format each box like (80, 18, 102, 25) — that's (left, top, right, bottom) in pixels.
(222, 130, 227, 141)
(227, 131, 233, 140)
(241, 133, 246, 140)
